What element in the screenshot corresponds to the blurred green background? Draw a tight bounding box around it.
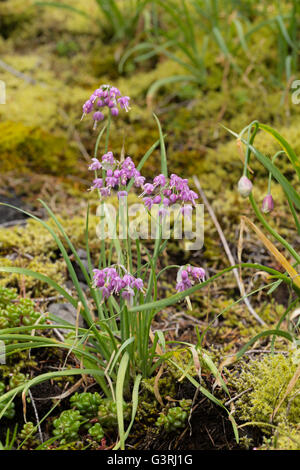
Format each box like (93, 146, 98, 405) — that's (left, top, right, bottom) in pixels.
(1, 0, 300, 184)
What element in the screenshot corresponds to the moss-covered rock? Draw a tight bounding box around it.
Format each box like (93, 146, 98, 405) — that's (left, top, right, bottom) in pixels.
(0, 121, 78, 175)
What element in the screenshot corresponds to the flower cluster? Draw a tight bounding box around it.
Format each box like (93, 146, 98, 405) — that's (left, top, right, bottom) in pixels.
(89, 152, 144, 197)
(93, 267, 143, 303)
(175, 265, 205, 292)
(82, 84, 130, 129)
(141, 173, 199, 215)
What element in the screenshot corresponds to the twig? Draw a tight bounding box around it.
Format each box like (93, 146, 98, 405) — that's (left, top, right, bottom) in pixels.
(225, 387, 252, 406)
(0, 219, 28, 228)
(33, 295, 65, 303)
(52, 328, 66, 342)
(34, 378, 84, 401)
(171, 311, 203, 326)
(244, 349, 288, 355)
(11, 295, 64, 304)
(28, 389, 44, 444)
(193, 176, 266, 326)
(0, 59, 45, 86)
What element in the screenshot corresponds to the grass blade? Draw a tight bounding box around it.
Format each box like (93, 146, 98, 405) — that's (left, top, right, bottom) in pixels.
(153, 113, 168, 178)
(115, 352, 129, 450)
(128, 262, 292, 313)
(113, 374, 142, 450)
(0, 266, 76, 306)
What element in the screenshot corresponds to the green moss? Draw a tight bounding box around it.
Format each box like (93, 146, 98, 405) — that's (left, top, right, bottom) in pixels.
(226, 353, 300, 449)
(0, 0, 32, 39)
(0, 122, 78, 175)
(89, 43, 120, 79)
(0, 256, 66, 297)
(0, 214, 100, 296)
(260, 423, 300, 450)
(0, 216, 95, 256)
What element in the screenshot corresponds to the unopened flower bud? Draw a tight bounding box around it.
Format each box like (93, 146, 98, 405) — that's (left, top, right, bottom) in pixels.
(238, 176, 252, 198)
(262, 194, 274, 214)
(111, 107, 119, 116)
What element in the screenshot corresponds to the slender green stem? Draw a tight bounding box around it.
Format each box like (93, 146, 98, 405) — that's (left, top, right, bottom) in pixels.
(268, 150, 285, 193)
(94, 123, 108, 158)
(100, 111, 112, 269)
(287, 195, 300, 235)
(105, 111, 112, 153)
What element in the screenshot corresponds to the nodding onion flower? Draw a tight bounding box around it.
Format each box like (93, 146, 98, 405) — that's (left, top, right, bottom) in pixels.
(81, 84, 130, 129)
(93, 267, 143, 304)
(140, 173, 199, 219)
(262, 194, 274, 214)
(238, 175, 253, 198)
(176, 265, 206, 292)
(88, 153, 143, 196)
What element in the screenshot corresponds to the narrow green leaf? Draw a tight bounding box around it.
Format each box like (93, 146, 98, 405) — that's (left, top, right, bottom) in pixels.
(115, 352, 129, 450)
(147, 75, 199, 102)
(35, 1, 91, 18)
(258, 123, 300, 180)
(0, 266, 76, 306)
(0, 369, 105, 404)
(128, 263, 291, 313)
(153, 113, 167, 178)
(126, 138, 162, 191)
(113, 374, 142, 450)
(236, 329, 294, 360)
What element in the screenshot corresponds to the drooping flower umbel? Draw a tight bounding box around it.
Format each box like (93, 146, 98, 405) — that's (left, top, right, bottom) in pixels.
(140, 173, 199, 214)
(176, 265, 206, 292)
(93, 267, 143, 304)
(89, 152, 144, 197)
(81, 84, 131, 129)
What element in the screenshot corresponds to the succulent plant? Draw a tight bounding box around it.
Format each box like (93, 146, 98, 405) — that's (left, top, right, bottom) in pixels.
(53, 410, 82, 444)
(88, 422, 105, 442)
(156, 400, 192, 433)
(70, 392, 102, 419)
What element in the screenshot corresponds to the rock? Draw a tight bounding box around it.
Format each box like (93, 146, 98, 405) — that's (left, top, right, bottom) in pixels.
(71, 249, 92, 284)
(65, 280, 90, 292)
(0, 194, 29, 224)
(48, 302, 84, 329)
(76, 249, 88, 260)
